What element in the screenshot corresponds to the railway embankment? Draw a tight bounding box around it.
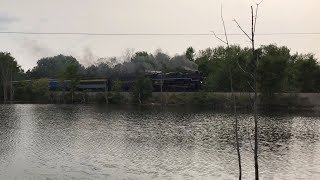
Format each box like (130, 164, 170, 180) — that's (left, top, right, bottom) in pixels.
(41, 91, 320, 111)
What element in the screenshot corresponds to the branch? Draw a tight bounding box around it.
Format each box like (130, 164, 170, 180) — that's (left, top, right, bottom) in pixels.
(256, 54, 260, 66)
(211, 5, 231, 47)
(247, 81, 255, 92)
(253, 0, 264, 34)
(221, 5, 229, 47)
(211, 31, 228, 45)
(251, 6, 254, 42)
(233, 19, 252, 41)
(253, 3, 261, 34)
(257, 0, 264, 6)
(236, 60, 254, 79)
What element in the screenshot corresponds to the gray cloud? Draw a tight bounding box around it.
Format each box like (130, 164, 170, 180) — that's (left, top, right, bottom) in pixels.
(0, 13, 19, 30)
(0, 14, 18, 23)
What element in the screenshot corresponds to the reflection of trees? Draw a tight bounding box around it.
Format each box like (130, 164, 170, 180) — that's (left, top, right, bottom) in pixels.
(258, 115, 294, 152)
(259, 114, 320, 179)
(257, 113, 319, 152)
(0, 105, 84, 178)
(30, 105, 82, 160)
(214, 113, 296, 179)
(2, 105, 319, 179)
(121, 110, 242, 178)
(121, 110, 198, 176)
(0, 105, 22, 163)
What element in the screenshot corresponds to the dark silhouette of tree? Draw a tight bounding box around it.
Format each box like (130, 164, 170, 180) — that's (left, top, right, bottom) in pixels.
(62, 64, 80, 103)
(257, 45, 290, 97)
(132, 76, 153, 105)
(0, 52, 19, 103)
(293, 54, 320, 92)
(30, 54, 83, 79)
(186, 46, 195, 61)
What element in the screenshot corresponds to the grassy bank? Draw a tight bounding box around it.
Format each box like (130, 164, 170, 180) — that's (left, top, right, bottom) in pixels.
(7, 91, 320, 111)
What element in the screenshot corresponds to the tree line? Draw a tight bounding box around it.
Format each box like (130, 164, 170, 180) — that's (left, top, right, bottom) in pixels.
(197, 44, 320, 96)
(0, 44, 320, 103)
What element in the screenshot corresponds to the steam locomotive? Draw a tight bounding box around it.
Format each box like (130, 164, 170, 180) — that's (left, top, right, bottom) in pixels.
(48, 71, 203, 92)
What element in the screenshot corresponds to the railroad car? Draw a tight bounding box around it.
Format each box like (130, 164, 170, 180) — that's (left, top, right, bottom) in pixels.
(151, 71, 203, 92)
(46, 71, 203, 92)
(48, 79, 110, 91)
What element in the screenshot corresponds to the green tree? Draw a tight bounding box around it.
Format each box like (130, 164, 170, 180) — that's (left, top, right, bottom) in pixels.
(109, 80, 123, 104)
(0, 52, 19, 103)
(294, 54, 320, 92)
(84, 59, 113, 78)
(30, 54, 83, 79)
(13, 79, 48, 102)
(62, 64, 80, 103)
(195, 56, 210, 76)
(112, 80, 122, 92)
(199, 46, 251, 92)
(32, 78, 49, 102)
(257, 45, 291, 99)
(186, 46, 195, 61)
(132, 76, 153, 104)
(13, 80, 33, 102)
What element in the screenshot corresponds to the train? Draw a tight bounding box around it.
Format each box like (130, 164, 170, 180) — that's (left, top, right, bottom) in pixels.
(48, 71, 204, 92)
(49, 79, 111, 91)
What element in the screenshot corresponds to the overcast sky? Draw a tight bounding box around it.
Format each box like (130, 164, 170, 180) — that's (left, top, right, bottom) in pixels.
(0, 0, 319, 70)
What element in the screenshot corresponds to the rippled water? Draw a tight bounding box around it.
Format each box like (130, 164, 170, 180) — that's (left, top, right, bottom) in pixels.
(0, 104, 319, 179)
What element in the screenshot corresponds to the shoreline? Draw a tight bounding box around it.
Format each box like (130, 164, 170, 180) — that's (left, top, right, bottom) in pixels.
(3, 92, 320, 111)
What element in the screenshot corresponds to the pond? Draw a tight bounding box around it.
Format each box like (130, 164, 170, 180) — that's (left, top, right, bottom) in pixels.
(0, 104, 319, 179)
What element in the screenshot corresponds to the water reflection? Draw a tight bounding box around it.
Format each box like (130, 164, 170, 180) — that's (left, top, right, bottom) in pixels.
(0, 104, 319, 179)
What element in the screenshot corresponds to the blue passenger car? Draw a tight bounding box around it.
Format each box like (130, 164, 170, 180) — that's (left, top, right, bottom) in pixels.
(48, 79, 109, 91)
(48, 79, 59, 91)
(78, 79, 108, 91)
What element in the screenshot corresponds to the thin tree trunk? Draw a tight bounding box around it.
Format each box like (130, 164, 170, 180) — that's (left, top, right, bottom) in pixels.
(105, 84, 109, 104)
(229, 70, 242, 180)
(251, 6, 259, 180)
(160, 72, 163, 105)
(213, 6, 243, 178)
(83, 93, 86, 103)
(72, 91, 74, 104)
(1, 66, 9, 104)
(3, 82, 7, 104)
(63, 88, 65, 104)
(233, 3, 263, 179)
(10, 73, 13, 104)
(254, 74, 259, 180)
(166, 91, 168, 105)
(138, 92, 142, 105)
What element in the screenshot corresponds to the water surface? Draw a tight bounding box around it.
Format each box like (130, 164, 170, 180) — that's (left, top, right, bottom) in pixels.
(0, 104, 319, 179)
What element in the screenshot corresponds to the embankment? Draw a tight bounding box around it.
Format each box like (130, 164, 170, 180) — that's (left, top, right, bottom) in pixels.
(43, 91, 320, 111)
